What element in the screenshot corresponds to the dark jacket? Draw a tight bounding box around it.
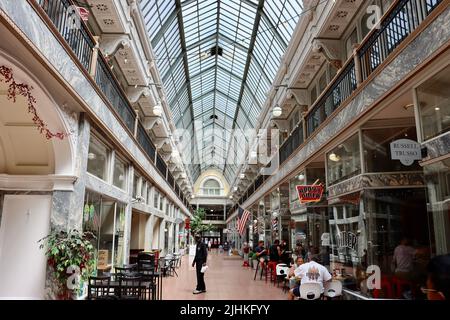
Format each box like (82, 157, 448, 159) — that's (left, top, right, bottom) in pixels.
(194, 241, 208, 265)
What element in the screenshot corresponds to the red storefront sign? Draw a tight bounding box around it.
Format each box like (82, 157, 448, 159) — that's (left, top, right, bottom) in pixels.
(296, 185, 324, 204)
(185, 218, 190, 229)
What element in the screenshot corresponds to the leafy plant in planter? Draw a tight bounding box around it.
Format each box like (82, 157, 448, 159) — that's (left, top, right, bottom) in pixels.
(190, 208, 213, 237)
(39, 229, 96, 299)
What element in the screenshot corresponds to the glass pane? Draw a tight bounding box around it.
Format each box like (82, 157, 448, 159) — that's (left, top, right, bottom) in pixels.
(87, 137, 108, 181)
(362, 127, 422, 172)
(113, 157, 126, 190)
(114, 204, 126, 267)
(327, 134, 361, 185)
(99, 201, 116, 270)
(417, 65, 450, 141)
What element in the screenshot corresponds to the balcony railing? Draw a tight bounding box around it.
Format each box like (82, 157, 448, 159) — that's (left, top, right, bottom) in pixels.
(34, 0, 189, 207)
(37, 0, 95, 71)
(233, 0, 444, 210)
(359, 0, 441, 81)
(279, 0, 443, 171)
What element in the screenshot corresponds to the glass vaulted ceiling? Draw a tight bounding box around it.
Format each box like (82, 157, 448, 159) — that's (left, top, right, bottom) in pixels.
(140, 0, 303, 184)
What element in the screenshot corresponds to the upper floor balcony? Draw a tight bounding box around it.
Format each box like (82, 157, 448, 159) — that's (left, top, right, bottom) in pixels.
(28, 0, 191, 208)
(233, 0, 446, 209)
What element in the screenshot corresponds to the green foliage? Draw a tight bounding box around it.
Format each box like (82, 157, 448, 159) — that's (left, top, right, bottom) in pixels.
(190, 208, 213, 236)
(39, 229, 96, 296)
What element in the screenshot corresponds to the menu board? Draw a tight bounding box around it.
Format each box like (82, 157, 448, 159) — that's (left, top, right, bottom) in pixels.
(97, 250, 109, 270)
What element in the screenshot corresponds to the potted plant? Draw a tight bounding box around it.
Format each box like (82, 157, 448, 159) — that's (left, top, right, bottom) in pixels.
(190, 208, 213, 238)
(39, 229, 96, 300)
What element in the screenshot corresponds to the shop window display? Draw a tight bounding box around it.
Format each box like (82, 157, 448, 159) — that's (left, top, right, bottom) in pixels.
(327, 134, 361, 186)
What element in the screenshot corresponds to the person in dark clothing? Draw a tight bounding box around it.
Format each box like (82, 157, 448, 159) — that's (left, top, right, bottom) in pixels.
(192, 234, 208, 294)
(269, 239, 281, 262)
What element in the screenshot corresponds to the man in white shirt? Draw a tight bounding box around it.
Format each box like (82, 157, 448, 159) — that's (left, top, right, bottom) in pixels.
(288, 256, 332, 300)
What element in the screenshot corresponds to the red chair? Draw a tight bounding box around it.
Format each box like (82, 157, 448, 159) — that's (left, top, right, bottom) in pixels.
(267, 261, 277, 284)
(392, 276, 414, 299)
(372, 276, 394, 299)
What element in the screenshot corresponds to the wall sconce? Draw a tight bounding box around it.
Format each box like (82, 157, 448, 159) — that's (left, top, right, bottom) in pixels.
(272, 105, 282, 117)
(329, 152, 341, 162)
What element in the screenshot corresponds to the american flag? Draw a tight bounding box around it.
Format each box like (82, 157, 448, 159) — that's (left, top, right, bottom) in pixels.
(237, 207, 251, 236)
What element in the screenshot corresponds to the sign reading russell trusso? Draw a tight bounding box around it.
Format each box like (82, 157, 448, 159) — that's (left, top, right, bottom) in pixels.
(390, 139, 421, 166)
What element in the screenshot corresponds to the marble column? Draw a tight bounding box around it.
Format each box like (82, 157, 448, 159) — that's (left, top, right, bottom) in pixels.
(159, 219, 166, 255)
(144, 214, 155, 251)
(175, 223, 180, 253)
(123, 166, 135, 264)
(51, 113, 90, 232)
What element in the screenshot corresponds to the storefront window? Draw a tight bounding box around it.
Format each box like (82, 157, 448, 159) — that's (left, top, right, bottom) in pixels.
(327, 134, 361, 186)
(417, 65, 450, 140)
(329, 188, 433, 298)
(113, 156, 127, 190)
(147, 184, 152, 206)
(160, 196, 164, 211)
(424, 159, 450, 255)
(87, 137, 109, 181)
(363, 126, 422, 172)
(83, 191, 128, 272)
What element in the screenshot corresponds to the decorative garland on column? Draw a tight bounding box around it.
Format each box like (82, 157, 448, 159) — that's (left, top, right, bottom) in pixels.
(0, 65, 67, 140)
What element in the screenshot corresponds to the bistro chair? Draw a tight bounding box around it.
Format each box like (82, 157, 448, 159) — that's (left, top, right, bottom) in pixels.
(117, 275, 144, 300)
(324, 280, 343, 299)
(299, 283, 322, 300)
(275, 264, 289, 287)
(87, 275, 117, 300)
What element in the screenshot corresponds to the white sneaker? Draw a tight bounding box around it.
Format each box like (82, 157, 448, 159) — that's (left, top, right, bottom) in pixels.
(193, 290, 202, 294)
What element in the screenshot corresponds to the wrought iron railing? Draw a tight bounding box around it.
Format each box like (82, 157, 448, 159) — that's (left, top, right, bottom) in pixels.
(37, 0, 95, 71)
(280, 123, 305, 164)
(278, 0, 443, 171)
(94, 55, 136, 133)
(359, 0, 442, 81)
(306, 60, 357, 137)
(136, 122, 156, 163)
(35, 0, 189, 207)
(156, 154, 167, 178)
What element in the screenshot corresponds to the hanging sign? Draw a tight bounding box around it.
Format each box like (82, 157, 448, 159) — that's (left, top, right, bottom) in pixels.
(296, 185, 324, 204)
(390, 139, 421, 166)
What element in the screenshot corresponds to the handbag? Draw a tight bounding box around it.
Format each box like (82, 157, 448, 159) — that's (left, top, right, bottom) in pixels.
(201, 265, 208, 273)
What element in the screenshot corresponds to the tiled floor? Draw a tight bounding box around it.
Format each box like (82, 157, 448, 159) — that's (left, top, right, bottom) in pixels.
(162, 250, 288, 300)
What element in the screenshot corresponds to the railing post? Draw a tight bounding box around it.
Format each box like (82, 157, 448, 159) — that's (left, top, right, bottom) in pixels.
(134, 109, 139, 138)
(89, 36, 100, 78)
(353, 43, 363, 86)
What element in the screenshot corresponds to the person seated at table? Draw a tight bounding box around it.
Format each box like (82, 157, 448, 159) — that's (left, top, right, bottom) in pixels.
(288, 256, 332, 300)
(255, 241, 268, 263)
(287, 256, 304, 288)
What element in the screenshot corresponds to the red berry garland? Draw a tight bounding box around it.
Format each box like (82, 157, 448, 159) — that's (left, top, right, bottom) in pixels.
(0, 65, 67, 140)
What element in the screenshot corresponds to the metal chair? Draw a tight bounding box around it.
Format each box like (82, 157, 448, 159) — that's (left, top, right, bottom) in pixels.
(87, 275, 117, 300)
(299, 283, 322, 300)
(117, 275, 144, 300)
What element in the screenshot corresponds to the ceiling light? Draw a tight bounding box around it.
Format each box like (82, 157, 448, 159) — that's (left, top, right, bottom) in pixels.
(240, 173, 245, 179)
(88, 153, 96, 160)
(273, 105, 282, 117)
(298, 173, 305, 180)
(234, 186, 238, 191)
(124, 58, 128, 64)
(329, 152, 341, 162)
(435, 107, 440, 111)
(153, 103, 163, 117)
